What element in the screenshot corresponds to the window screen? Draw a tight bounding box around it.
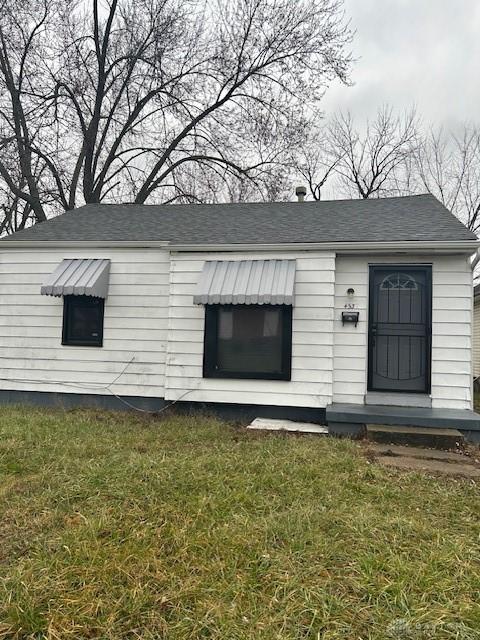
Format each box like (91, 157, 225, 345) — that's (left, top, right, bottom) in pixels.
(203, 305, 292, 380)
(62, 296, 105, 347)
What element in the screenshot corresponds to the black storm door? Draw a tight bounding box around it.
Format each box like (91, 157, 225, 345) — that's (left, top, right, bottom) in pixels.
(368, 266, 432, 393)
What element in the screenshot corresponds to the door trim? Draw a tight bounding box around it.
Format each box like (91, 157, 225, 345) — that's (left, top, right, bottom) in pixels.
(367, 264, 432, 394)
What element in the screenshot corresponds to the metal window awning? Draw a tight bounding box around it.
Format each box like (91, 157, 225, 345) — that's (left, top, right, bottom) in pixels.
(41, 258, 111, 298)
(193, 259, 296, 305)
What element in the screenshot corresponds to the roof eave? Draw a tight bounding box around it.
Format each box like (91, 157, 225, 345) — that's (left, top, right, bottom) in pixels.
(0, 239, 478, 253)
(169, 240, 480, 254)
(0, 240, 171, 248)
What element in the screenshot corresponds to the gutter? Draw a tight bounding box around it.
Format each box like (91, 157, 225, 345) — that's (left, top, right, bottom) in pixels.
(0, 239, 479, 253)
(0, 240, 170, 248)
(168, 240, 480, 253)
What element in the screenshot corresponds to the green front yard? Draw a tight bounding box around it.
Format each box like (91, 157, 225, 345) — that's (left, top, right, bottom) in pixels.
(0, 406, 479, 639)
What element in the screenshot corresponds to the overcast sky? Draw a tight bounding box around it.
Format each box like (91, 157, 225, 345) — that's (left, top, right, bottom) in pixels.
(322, 0, 480, 130)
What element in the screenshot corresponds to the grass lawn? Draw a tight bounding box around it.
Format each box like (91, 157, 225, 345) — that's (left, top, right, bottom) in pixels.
(0, 406, 479, 639)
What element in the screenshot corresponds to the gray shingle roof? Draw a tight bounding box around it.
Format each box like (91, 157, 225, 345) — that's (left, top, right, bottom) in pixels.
(2, 194, 477, 245)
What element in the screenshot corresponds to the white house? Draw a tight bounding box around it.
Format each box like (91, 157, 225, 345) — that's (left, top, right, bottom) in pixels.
(473, 284, 480, 385)
(1, 194, 480, 439)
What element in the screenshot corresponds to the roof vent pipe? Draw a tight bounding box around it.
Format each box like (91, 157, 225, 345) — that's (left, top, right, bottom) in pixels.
(295, 185, 307, 202)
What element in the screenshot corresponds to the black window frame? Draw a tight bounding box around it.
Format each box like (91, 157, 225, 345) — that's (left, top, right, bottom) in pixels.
(203, 304, 292, 381)
(62, 295, 105, 347)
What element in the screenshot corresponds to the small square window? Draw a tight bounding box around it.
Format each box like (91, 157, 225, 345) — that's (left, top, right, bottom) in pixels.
(62, 296, 105, 347)
(203, 305, 292, 380)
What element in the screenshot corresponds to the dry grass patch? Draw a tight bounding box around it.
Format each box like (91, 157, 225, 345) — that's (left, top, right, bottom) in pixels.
(0, 406, 479, 639)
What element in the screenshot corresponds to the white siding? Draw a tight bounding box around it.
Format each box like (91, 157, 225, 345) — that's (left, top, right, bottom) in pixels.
(164, 251, 336, 408)
(0, 246, 474, 412)
(333, 254, 473, 409)
(473, 299, 480, 378)
(0, 248, 170, 397)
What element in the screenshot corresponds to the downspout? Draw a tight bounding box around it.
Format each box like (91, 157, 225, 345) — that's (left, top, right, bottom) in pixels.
(470, 249, 480, 401)
(471, 248, 480, 271)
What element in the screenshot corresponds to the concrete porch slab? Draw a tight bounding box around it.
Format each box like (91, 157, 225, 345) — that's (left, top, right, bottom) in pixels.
(365, 392, 432, 408)
(326, 403, 480, 432)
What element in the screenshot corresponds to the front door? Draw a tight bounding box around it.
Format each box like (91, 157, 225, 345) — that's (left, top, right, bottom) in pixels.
(368, 266, 432, 393)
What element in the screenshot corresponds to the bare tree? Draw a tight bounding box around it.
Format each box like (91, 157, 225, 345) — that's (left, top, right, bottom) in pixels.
(415, 125, 480, 233)
(292, 123, 343, 200)
(291, 105, 480, 240)
(0, 0, 58, 225)
(327, 106, 419, 198)
(0, 0, 352, 233)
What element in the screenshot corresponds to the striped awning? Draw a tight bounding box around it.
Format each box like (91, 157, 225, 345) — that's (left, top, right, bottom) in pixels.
(193, 259, 296, 305)
(41, 259, 111, 298)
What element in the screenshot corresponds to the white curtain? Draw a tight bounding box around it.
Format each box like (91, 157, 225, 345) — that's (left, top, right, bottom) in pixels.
(218, 309, 234, 339)
(263, 309, 280, 337)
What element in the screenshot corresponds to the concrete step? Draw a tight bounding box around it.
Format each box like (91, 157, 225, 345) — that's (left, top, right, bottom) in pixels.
(367, 443, 476, 463)
(377, 455, 480, 478)
(367, 424, 464, 450)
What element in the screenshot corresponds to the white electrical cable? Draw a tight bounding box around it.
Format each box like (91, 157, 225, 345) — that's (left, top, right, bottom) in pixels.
(0, 354, 199, 415)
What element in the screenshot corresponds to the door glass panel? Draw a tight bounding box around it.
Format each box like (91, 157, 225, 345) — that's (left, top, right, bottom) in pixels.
(380, 273, 418, 290)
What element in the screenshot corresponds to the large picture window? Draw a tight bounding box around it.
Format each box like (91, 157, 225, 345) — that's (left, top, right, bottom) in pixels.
(62, 295, 105, 347)
(203, 305, 292, 380)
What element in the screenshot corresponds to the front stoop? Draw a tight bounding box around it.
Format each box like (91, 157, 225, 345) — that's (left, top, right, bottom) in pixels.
(326, 403, 480, 444)
(367, 424, 464, 450)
